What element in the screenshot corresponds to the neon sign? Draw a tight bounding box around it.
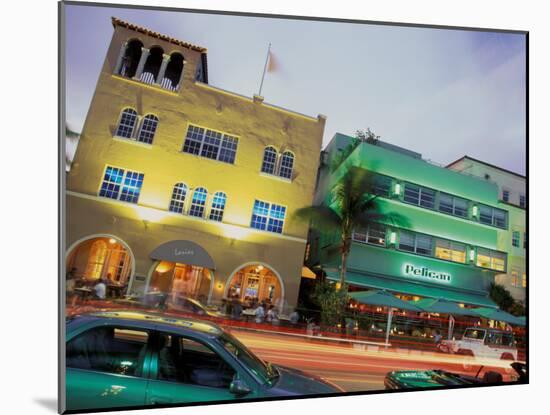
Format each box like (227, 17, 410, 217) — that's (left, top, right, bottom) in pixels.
(403, 264, 451, 283)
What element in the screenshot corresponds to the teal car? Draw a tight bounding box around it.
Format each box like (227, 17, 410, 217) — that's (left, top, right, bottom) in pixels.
(65, 311, 342, 412)
(384, 362, 526, 390)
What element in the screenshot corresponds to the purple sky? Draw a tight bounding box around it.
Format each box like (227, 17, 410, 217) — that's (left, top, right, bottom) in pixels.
(65, 4, 526, 174)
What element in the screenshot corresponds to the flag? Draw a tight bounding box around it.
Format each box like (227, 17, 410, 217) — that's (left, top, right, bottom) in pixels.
(266, 50, 279, 73)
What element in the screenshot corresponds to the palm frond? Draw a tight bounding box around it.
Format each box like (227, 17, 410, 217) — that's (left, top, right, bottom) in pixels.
(292, 205, 342, 233)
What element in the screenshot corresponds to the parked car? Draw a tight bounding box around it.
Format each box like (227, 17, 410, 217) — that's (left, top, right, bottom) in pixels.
(437, 327, 518, 360)
(384, 362, 526, 390)
(168, 295, 225, 318)
(65, 310, 343, 411)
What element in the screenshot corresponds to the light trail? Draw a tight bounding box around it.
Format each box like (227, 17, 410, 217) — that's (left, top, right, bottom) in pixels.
(230, 328, 519, 391)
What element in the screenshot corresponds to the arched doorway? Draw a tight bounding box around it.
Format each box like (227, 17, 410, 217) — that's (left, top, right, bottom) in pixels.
(148, 261, 212, 305)
(66, 235, 134, 297)
(225, 263, 284, 310)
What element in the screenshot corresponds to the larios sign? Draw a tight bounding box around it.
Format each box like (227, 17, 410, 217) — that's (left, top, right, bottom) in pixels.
(403, 264, 451, 283)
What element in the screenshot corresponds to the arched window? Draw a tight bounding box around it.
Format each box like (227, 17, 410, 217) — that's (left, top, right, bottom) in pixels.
(115, 108, 138, 139)
(141, 46, 164, 84)
(189, 187, 208, 218)
(137, 114, 158, 144)
(279, 151, 294, 179)
(209, 192, 227, 222)
(261, 146, 277, 175)
(169, 183, 187, 214)
(119, 39, 143, 78)
(163, 52, 184, 91)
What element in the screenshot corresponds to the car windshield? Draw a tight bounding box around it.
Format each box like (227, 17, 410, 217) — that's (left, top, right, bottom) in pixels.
(219, 332, 277, 385)
(463, 329, 486, 340)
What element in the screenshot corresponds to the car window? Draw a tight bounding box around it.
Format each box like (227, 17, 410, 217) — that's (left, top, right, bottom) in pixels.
(67, 327, 149, 377)
(463, 329, 485, 340)
(220, 332, 274, 385)
(487, 331, 515, 346)
(155, 333, 235, 389)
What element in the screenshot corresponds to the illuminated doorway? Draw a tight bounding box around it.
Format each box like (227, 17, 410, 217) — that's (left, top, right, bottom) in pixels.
(226, 263, 283, 307)
(66, 236, 133, 284)
(149, 261, 212, 304)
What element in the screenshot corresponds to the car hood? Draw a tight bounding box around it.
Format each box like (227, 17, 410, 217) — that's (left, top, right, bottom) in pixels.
(268, 364, 344, 395)
(386, 370, 481, 389)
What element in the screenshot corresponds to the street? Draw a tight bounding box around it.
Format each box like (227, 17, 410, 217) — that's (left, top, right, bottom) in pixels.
(229, 328, 519, 392)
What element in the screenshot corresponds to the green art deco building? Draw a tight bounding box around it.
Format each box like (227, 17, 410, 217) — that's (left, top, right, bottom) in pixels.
(307, 133, 516, 308)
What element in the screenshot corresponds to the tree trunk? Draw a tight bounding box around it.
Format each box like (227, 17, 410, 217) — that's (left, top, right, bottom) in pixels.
(339, 249, 348, 288)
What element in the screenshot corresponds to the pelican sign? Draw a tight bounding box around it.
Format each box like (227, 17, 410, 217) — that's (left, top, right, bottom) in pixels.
(403, 264, 452, 283)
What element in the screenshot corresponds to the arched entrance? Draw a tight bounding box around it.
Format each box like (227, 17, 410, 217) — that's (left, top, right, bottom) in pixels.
(66, 234, 134, 297)
(148, 261, 212, 305)
(225, 263, 284, 310)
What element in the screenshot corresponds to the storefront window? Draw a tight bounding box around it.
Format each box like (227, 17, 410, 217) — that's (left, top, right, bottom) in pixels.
(435, 239, 466, 263)
(227, 264, 282, 308)
(150, 261, 212, 304)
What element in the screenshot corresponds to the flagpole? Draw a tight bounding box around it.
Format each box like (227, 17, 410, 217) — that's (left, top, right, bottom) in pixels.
(258, 43, 271, 96)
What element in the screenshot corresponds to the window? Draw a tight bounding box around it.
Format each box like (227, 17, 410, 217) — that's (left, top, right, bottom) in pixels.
(250, 200, 286, 234)
(512, 231, 520, 248)
(476, 248, 506, 271)
(261, 146, 277, 174)
(435, 239, 466, 263)
(182, 124, 238, 164)
(182, 125, 204, 155)
(137, 114, 158, 144)
(403, 183, 435, 209)
(279, 151, 294, 179)
(155, 334, 235, 388)
(519, 194, 526, 208)
(478, 204, 507, 228)
(67, 327, 149, 377)
(438, 193, 468, 218)
(511, 271, 519, 287)
(99, 166, 144, 204)
(522, 273, 526, 288)
(352, 223, 386, 246)
(169, 183, 187, 214)
(502, 189, 510, 202)
(524, 232, 527, 249)
(209, 192, 227, 222)
(115, 108, 138, 139)
(189, 187, 208, 218)
(398, 231, 433, 256)
(372, 175, 392, 197)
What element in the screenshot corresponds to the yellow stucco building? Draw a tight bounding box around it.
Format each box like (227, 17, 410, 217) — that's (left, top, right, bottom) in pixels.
(66, 18, 326, 312)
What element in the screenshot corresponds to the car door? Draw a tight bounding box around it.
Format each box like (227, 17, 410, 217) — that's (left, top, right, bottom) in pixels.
(145, 332, 251, 405)
(66, 325, 152, 412)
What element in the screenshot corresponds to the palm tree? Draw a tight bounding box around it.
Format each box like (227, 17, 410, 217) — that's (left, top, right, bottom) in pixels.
(294, 167, 409, 288)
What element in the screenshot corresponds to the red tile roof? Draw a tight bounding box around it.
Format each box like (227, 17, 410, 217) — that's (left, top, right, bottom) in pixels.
(111, 17, 208, 53)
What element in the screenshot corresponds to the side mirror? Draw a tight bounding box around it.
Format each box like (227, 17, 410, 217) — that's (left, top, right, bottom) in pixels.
(229, 379, 252, 396)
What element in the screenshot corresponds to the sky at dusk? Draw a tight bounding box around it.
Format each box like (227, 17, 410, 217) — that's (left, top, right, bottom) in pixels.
(64, 3, 526, 174)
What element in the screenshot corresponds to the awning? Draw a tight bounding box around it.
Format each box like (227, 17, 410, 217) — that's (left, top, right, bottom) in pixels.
(473, 307, 526, 326)
(350, 290, 422, 311)
(150, 240, 216, 269)
(325, 269, 497, 308)
(412, 298, 479, 316)
(301, 266, 317, 279)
